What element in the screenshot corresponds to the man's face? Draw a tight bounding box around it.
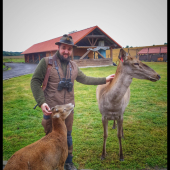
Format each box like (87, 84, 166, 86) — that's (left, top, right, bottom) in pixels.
(58, 43, 73, 60)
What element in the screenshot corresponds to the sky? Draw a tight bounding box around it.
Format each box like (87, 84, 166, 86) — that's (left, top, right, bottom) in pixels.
(3, 0, 167, 52)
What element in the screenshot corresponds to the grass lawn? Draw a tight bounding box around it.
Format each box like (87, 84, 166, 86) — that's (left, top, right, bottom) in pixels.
(3, 62, 167, 170)
(3, 56, 24, 63)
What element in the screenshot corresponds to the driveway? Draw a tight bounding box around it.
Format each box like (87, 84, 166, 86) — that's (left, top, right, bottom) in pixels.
(3, 62, 112, 80)
(3, 63, 38, 80)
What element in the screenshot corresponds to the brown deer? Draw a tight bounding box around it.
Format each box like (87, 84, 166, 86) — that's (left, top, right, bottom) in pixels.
(4, 103, 74, 170)
(96, 48, 160, 161)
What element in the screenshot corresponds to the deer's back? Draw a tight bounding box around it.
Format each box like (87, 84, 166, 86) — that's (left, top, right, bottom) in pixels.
(4, 131, 67, 170)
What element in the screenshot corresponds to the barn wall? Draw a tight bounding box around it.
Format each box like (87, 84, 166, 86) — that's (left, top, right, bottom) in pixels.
(139, 54, 167, 62)
(74, 48, 93, 59)
(46, 51, 56, 57)
(74, 48, 87, 57)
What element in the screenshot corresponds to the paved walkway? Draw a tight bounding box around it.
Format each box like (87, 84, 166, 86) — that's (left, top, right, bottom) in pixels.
(3, 63, 38, 80)
(3, 62, 112, 80)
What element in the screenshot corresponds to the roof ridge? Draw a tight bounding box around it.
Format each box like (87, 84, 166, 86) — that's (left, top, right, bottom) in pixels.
(32, 26, 97, 45)
(68, 25, 97, 35)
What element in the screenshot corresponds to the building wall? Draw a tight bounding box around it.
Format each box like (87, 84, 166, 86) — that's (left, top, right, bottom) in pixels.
(106, 44, 167, 63)
(46, 51, 56, 57)
(25, 45, 167, 63)
(74, 48, 86, 56)
(74, 48, 93, 59)
(74, 58, 112, 67)
(139, 54, 167, 62)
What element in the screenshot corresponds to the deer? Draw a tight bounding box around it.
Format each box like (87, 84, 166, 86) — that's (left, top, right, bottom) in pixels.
(96, 48, 161, 161)
(4, 103, 74, 170)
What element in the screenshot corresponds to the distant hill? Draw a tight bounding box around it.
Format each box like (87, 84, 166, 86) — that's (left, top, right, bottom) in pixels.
(3, 51, 23, 56)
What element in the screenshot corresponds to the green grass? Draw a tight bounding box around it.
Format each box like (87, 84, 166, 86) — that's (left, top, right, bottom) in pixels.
(3, 62, 167, 169)
(3, 57, 24, 63)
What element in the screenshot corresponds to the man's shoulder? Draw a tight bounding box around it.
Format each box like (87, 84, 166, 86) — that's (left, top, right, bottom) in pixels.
(70, 60, 78, 69)
(70, 60, 77, 65)
(43, 56, 54, 67)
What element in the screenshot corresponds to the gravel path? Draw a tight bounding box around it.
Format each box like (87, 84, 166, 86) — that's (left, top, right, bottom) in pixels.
(3, 62, 112, 80)
(3, 63, 38, 80)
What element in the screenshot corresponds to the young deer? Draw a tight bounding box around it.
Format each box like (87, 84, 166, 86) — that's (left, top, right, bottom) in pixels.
(96, 49, 161, 161)
(4, 103, 74, 170)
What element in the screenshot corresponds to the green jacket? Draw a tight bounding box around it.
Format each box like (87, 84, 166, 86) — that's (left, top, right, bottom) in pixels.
(31, 51, 106, 107)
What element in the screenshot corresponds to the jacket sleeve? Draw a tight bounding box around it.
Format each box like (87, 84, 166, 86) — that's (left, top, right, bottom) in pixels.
(30, 58, 47, 107)
(76, 67, 106, 85)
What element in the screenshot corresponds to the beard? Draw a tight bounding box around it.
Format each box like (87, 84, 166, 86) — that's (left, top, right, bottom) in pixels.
(59, 54, 71, 63)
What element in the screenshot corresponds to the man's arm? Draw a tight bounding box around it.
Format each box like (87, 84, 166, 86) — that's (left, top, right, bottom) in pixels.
(30, 58, 47, 107)
(76, 67, 111, 85)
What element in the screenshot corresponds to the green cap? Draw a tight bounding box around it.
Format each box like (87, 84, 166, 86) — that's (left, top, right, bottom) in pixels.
(55, 34, 77, 47)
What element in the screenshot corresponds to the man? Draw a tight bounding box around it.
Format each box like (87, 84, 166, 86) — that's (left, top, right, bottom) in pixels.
(31, 34, 115, 170)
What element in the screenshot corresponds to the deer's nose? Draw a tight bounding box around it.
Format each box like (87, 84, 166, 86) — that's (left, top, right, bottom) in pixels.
(157, 74, 161, 80)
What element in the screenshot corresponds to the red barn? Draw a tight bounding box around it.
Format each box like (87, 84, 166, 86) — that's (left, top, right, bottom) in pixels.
(21, 26, 122, 67)
(137, 46, 167, 62)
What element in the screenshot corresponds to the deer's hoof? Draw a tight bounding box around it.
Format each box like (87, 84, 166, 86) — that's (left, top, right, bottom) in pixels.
(119, 158, 124, 161)
(101, 153, 107, 160)
(101, 156, 105, 160)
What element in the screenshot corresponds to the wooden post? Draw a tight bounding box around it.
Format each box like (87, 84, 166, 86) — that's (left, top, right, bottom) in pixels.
(88, 38, 92, 46)
(38, 53, 40, 62)
(80, 50, 91, 59)
(147, 48, 149, 61)
(96, 51, 105, 59)
(94, 38, 98, 46)
(110, 47, 113, 61)
(32, 54, 34, 63)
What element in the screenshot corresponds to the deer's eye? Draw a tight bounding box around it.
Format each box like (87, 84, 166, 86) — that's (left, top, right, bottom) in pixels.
(134, 63, 139, 65)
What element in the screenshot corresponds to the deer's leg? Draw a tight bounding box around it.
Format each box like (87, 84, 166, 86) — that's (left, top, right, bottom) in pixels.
(101, 117, 108, 160)
(122, 127, 124, 139)
(112, 120, 116, 129)
(117, 118, 124, 161)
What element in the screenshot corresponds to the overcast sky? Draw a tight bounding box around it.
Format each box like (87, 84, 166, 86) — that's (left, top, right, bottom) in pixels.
(3, 0, 167, 52)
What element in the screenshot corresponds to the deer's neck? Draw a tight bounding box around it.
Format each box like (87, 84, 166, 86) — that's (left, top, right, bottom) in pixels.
(107, 62, 132, 102)
(52, 118, 67, 134)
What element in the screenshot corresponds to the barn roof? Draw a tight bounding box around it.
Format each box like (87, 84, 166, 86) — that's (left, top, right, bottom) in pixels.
(138, 46, 167, 54)
(21, 26, 122, 54)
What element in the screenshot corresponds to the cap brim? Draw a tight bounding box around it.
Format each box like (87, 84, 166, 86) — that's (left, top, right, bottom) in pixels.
(55, 42, 77, 48)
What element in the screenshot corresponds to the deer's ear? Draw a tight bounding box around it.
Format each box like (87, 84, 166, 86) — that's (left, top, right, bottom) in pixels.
(50, 107, 54, 112)
(118, 48, 128, 62)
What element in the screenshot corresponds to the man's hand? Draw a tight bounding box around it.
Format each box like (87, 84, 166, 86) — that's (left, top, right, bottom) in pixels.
(41, 103, 52, 115)
(106, 74, 115, 83)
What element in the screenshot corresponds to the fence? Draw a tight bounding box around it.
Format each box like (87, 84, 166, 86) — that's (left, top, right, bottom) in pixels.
(74, 58, 113, 67)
